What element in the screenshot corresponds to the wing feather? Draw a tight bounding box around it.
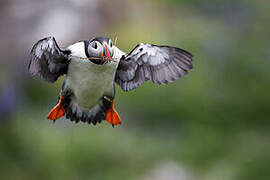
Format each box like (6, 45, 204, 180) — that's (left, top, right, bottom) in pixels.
(115, 44, 193, 91)
(28, 37, 70, 82)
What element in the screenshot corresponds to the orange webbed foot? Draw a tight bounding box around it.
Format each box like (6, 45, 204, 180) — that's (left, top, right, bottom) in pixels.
(47, 96, 65, 121)
(106, 99, 121, 127)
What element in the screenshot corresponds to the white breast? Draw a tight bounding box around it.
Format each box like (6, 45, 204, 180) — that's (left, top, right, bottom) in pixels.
(63, 43, 123, 114)
(65, 57, 119, 111)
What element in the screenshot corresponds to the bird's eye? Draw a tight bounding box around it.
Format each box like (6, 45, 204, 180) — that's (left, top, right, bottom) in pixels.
(92, 42, 97, 49)
(87, 41, 102, 58)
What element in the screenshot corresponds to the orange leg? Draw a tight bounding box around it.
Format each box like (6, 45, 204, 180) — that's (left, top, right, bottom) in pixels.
(47, 96, 65, 121)
(106, 99, 121, 127)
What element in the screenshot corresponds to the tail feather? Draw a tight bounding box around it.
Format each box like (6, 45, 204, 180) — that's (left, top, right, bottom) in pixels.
(62, 96, 115, 125)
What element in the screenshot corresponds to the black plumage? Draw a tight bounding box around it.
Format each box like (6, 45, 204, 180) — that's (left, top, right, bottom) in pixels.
(29, 37, 70, 82)
(61, 89, 112, 125)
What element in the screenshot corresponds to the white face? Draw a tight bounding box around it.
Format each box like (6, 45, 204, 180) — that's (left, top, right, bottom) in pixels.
(87, 40, 104, 57)
(67, 42, 87, 58)
(66, 39, 114, 65)
(87, 39, 114, 58)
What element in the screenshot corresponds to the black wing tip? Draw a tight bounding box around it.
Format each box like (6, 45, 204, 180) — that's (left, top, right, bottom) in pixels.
(174, 47, 193, 59)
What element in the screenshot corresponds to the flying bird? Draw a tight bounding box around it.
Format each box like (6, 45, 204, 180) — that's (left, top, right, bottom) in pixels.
(28, 36, 193, 126)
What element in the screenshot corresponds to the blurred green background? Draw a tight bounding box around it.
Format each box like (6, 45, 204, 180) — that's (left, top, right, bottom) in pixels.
(0, 0, 269, 179)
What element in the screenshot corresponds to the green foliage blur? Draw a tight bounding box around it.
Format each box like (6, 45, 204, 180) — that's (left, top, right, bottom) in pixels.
(0, 0, 269, 180)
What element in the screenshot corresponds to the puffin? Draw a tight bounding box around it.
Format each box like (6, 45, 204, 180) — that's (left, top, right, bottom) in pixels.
(28, 36, 193, 126)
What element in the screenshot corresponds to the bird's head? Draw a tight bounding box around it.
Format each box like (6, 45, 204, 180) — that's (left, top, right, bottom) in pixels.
(67, 36, 114, 65)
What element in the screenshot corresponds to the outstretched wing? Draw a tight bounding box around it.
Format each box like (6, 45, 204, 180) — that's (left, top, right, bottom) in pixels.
(28, 37, 70, 83)
(115, 43, 193, 91)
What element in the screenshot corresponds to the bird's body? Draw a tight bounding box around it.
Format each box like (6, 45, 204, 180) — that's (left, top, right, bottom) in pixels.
(28, 36, 193, 126)
(62, 42, 123, 123)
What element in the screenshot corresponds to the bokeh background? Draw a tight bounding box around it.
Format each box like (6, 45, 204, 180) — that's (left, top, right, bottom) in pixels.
(0, 0, 269, 179)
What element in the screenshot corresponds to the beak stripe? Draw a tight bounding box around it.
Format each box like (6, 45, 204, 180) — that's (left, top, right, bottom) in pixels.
(104, 44, 111, 62)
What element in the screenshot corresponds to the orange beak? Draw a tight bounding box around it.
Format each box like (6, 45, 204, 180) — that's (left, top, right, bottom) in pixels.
(104, 44, 111, 62)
